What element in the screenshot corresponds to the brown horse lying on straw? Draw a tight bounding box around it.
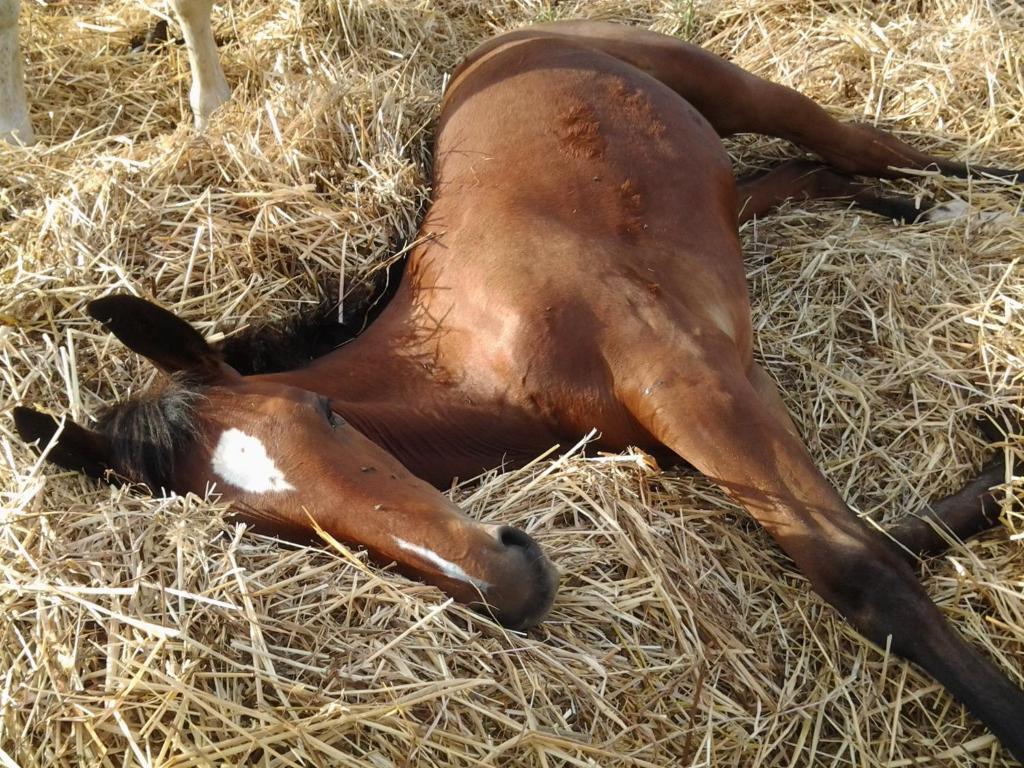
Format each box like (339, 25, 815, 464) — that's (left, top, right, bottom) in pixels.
(14, 21, 1024, 761)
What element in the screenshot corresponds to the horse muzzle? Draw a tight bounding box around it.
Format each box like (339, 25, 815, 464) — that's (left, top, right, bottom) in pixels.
(474, 524, 559, 630)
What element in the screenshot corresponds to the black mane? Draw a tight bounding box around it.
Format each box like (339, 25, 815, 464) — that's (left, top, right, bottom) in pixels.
(96, 375, 204, 491)
(217, 261, 406, 376)
(217, 300, 354, 375)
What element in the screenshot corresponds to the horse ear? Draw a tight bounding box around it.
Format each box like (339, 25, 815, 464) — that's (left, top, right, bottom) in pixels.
(13, 406, 113, 481)
(87, 295, 233, 382)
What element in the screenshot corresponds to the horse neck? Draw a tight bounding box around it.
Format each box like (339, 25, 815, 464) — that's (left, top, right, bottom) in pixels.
(255, 306, 552, 486)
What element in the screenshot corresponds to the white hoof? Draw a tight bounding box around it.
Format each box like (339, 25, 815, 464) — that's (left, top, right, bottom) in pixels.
(925, 199, 1013, 225)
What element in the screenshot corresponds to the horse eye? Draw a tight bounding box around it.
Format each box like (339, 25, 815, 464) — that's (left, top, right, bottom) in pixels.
(321, 398, 342, 429)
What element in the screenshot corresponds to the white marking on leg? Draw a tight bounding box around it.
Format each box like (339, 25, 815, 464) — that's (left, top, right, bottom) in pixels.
(926, 199, 1013, 225)
(211, 428, 295, 493)
(0, 0, 34, 144)
(393, 536, 490, 591)
(169, 0, 230, 129)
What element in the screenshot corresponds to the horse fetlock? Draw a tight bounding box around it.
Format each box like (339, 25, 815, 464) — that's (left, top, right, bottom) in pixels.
(0, 111, 33, 145)
(190, 73, 230, 128)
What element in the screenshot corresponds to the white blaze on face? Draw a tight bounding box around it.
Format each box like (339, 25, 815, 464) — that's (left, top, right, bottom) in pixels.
(393, 536, 490, 591)
(211, 428, 295, 494)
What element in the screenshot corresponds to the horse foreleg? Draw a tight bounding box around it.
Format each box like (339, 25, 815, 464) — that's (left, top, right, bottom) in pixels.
(614, 339, 1024, 761)
(0, 0, 33, 144)
(886, 411, 1019, 558)
(168, 0, 230, 129)
(887, 458, 1008, 558)
(527, 21, 1020, 182)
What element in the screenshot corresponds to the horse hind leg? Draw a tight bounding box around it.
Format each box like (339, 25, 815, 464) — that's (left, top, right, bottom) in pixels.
(735, 159, 931, 224)
(718, 69, 1022, 183)
(0, 0, 34, 144)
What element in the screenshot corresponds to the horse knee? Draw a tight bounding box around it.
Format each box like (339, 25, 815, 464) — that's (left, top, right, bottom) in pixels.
(168, 0, 214, 21)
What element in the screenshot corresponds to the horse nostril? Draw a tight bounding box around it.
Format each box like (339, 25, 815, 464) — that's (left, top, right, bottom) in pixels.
(497, 525, 535, 551)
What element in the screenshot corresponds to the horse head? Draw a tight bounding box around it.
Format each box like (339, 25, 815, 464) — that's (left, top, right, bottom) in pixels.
(14, 295, 559, 630)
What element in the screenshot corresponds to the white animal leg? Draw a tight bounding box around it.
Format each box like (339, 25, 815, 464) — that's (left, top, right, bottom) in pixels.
(168, 0, 230, 129)
(924, 198, 1014, 225)
(0, 0, 34, 144)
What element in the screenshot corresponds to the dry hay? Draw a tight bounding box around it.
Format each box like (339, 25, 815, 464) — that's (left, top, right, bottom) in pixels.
(2, 0, 1023, 765)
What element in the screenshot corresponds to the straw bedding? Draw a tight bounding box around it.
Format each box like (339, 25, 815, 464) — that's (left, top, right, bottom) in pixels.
(2, 0, 1022, 765)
